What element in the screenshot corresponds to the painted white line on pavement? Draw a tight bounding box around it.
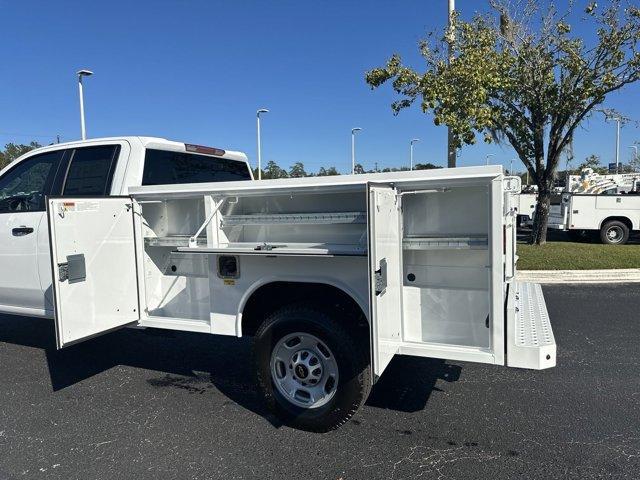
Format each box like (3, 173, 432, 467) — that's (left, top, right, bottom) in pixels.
(517, 269, 640, 284)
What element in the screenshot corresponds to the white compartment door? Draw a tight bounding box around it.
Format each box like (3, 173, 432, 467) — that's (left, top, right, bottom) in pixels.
(47, 197, 140, 348)
(368, 183, 402, 377)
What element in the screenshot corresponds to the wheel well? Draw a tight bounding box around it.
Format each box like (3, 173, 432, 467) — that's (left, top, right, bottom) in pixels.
(241, 282, 368, 337)
(600, 216, 633, 231)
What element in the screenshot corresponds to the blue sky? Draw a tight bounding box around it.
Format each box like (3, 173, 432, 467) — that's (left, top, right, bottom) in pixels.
(0, 0, 638, 174)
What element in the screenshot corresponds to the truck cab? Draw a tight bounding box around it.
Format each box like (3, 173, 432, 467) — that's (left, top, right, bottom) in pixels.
(0, 137, 252, 318)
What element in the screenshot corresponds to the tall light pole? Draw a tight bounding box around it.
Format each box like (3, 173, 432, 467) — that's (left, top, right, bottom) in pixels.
(510, 158, 514, 175)
(446, 0, 456, 168)
(77, 69, 93, 140)
(597, 109, 627, 174)
(614, 117, 621, 173)
(256, 108, 269, 180)
(485, 153, 495, 166)
(351, 127, 362, 174)
(410, 138, 420, 170)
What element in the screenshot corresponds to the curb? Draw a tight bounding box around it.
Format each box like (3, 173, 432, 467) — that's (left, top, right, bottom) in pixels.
(516, 269, 640, 284)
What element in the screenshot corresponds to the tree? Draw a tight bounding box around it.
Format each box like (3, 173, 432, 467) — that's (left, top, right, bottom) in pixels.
(317, 166, 340, 176)
(353, 163, 366, 174)
(262, 160, 288, 179)
(0, 142, 41, 169)
(579, 154, 608, 174)
(381, 166, 411, 173)
(289, 162, 307, 178)
(414, 162, 442, 170)
(366, 0, 640, 244)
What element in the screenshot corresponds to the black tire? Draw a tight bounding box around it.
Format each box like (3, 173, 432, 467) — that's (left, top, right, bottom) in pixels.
(600, 220, 629, 245)
(253, 304, 371, 432)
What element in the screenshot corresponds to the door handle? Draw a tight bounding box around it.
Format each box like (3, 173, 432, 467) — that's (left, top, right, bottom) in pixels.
(12, 226, 34, 236)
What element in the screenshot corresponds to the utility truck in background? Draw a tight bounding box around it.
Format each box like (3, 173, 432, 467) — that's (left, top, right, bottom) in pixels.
(547, 168, 640, 244)
(0, 137, 556, 431)
(566, 168, 640, 194)
(516, 192, 537, 226)
(548, 192, 640, 244)
(517, 168, 640, 244)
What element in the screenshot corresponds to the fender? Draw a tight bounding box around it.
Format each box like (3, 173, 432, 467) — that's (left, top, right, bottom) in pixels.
(235, 274, 369, 337)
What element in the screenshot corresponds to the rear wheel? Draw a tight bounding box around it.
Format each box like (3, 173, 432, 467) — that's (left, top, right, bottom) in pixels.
(253, 304, 371, 432)
(600, 220, 629, 245)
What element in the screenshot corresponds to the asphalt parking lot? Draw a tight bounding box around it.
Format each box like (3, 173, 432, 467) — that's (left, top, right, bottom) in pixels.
(1, 284, 639, 480)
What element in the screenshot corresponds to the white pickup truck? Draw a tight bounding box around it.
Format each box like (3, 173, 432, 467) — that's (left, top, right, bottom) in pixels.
(1, 136, 556, 432)
(0, 136, 252, 317)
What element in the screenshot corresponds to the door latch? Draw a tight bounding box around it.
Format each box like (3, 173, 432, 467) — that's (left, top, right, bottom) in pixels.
(58, 254, 86, 283)
(58, 263, 69, 282)
(374, 258, 387, 296)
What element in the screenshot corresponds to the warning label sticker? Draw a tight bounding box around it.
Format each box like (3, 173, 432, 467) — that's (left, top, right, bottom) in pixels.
(76, 201, 99, 212)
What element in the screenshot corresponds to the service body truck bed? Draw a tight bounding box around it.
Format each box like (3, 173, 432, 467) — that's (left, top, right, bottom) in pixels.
(45, 165, 556, 431)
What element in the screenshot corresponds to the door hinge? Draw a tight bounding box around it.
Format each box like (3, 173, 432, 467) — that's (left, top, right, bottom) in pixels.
(375, 258, 387, 296)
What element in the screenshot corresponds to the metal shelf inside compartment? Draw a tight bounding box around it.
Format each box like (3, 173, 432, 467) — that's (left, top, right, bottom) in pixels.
(221, 211, 366, 226)
(144, 236, 206, 247)
(402, 235, 488, 250)
(175, 242, 367, 256)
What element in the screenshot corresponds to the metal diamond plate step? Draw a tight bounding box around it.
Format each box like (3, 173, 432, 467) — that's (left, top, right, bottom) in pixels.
(507, 282, 556, 369)
(515, 283, 555, 348)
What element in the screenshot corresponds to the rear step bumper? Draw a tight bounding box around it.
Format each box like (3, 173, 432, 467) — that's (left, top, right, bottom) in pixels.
(507, 282, 556, 369)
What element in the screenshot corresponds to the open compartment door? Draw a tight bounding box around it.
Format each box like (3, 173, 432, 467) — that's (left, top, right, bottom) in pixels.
(368, 183, 402, 377)
(47, 197, 140, 348)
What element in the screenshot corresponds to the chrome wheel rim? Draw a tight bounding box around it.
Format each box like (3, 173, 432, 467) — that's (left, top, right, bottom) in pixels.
(270, 332, 339, 409)
(606, 226, 623, 243)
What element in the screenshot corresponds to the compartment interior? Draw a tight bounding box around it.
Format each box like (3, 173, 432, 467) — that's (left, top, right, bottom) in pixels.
(400, 185, 491, 348)
(140, 198, 211, 322)
(138, 189, 369, 323)
(217, 190, 367, 254)
(136, 181, 495, 352)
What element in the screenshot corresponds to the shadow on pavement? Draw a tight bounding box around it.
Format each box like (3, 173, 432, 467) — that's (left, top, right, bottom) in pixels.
(0, 313, 458, 423)
(366, 357, 461, 412)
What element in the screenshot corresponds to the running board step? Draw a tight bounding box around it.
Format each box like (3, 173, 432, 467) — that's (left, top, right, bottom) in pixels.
(507, 282, 556, 369)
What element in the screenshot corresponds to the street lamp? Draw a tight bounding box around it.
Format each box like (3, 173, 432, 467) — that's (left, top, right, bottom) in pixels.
(77, 69, 93, 140)
(351, 127, 362, 174)
(256, 108, 269, 180)
(446, 0, 456, 168)
(410, 138, 420, 170)
(597, 109, 628, 173)
(485, 153, 495, 166)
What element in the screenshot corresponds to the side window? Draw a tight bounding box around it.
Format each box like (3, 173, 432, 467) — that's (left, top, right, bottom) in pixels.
(63, 145, 120, 196)
(142, 149, 252, 186)
(0, 150, 63, 213)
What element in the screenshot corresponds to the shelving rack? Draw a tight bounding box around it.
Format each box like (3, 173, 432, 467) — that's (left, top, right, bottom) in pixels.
(402, 235, 488, 250)
(221, 211, 366, 227)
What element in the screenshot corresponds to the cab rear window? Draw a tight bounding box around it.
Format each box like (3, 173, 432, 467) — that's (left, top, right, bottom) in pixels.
(142, 149, 251, 186)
